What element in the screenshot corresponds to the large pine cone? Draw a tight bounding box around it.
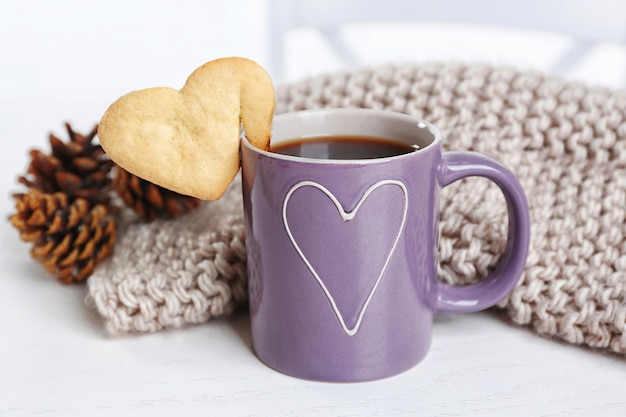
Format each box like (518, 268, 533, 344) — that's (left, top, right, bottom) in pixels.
(17, 123, 113, 205)
(9, 190, 116, 284)
(113, 166, 202, 221)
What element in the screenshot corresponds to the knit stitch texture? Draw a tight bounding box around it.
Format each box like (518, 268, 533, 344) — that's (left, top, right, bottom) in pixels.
(87, 63, 626, 355)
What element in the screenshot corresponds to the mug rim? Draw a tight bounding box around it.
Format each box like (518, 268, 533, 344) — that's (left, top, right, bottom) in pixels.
(241, 108, 442, 165)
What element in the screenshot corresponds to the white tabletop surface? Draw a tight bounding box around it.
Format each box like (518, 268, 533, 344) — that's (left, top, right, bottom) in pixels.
(2, 1, 626, 416)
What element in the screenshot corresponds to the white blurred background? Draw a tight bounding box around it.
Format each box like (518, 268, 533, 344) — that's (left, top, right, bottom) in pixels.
(1, 0, 625, 100)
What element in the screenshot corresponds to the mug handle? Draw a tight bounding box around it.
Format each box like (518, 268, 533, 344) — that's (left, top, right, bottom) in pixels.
(436, 151, 530, 313)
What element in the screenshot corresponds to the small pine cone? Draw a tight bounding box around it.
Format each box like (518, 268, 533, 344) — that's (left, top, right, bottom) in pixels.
(9, 190, 116, 284)
(113, 166, 202, 221)
(18, 123, 113, 206)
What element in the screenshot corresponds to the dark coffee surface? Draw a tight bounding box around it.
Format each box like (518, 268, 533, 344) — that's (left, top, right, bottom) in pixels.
(271, 136, 417, 160)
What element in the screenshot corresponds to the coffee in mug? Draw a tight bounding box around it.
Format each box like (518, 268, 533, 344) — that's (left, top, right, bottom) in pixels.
(271, 136, 418, 160)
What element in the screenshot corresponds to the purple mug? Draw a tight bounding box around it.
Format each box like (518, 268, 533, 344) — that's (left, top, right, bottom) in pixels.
(241, 109, 530, 382)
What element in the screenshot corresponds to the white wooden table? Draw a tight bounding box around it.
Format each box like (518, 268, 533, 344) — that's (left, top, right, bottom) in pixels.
(2, 1, 625, 415)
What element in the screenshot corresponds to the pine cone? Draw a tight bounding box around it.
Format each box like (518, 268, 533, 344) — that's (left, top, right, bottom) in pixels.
(113, 166, 202, 221)
(9, 190, 116, 284)
(17, 123, 113, 205)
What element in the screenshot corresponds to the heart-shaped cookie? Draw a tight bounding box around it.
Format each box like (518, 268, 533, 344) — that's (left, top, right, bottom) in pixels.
(98, 57, 274, 200)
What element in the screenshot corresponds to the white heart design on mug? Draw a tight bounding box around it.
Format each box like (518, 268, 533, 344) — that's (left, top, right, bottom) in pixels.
(282, 180, 408, 336)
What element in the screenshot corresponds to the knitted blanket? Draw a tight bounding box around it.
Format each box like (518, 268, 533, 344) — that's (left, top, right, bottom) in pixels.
(87, 63, 626, 355)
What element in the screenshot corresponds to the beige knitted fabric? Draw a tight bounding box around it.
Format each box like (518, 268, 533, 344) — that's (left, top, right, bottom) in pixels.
(87, 63, 626, 355)
(86, 181, 247, 335)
